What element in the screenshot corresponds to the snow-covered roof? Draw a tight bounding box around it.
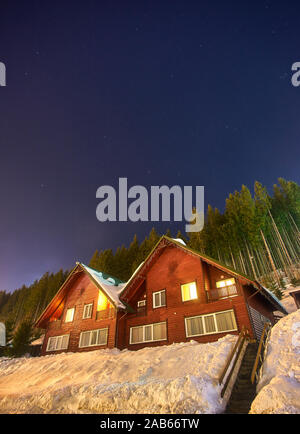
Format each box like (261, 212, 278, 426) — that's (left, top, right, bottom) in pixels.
(172, 238, 186, 246)
(78, 263, 126, 309)
(288, 286, 300, 294)
(30, 335, 45, 346)
(260, 286, 288, 315)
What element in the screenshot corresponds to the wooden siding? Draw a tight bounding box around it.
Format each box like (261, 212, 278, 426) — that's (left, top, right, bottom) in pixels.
(39, 242, 283, 355)
(41, 272, 117, 355)
(118, 246, 256, 350)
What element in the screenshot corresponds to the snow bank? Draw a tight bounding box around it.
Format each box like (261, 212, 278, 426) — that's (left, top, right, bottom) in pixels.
(279, 288, 299, 314)
(250, 309, 300, 414)
(0, 335, 237, 414)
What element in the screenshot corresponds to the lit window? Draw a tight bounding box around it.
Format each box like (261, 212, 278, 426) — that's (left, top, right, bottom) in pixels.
(216, 278, 235, 288)
(97, 290, 108, 311)
(83, 303, 93, 319)
(181, 282, 198, 302)
(153, 290, 166, 308)
(65, 307, 75, 323)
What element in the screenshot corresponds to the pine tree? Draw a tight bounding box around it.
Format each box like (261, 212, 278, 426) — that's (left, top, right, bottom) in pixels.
(89, 250, 99, 269)
(127, 234, 140, 275)
(175, 230, 187, 244)
(97, 249, 116, 276)
(165, 228, 172, 238)
(9, 320, 34, 357)
(148, 227, 160, 248)
(114, 245, 130, 280)
(4, 318, 15, 344)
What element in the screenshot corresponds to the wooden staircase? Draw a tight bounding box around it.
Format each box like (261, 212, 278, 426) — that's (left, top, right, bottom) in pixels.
(225, 342, 258, 414)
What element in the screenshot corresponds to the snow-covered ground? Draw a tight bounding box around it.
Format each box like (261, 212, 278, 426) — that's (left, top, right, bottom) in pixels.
(279, 287, 299, 314)
(250, 309, 300, 414)
(0, 335, 237, 414)
(1, 305, 300, 414)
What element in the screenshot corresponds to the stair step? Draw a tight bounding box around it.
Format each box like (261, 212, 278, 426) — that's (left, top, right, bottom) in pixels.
(224, 342, 259, 414)
(226, 408, 250, 414)
(232, 388, 255, 394)
(227, 400, 253, 407)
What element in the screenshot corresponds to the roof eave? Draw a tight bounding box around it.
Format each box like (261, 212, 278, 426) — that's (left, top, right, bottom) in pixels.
(78, 263, 126, 310)
(34, 264, 81, 328)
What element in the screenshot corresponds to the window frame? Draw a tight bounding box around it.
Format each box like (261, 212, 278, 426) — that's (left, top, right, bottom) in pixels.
(185, 309, 237, 338)
(152, 289, 166, 308)
(137, 300, 146, 308)
(65, 307, 75, 323)
(181, 281, 198, 302)
(46, 334, 69, 352)
(78, 328, 108, 348)
(82, 302, 93, 319)
(129, 321, 167, 345)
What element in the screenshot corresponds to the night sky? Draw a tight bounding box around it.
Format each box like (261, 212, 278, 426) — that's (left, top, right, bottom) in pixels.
(0, 0, 299, 292)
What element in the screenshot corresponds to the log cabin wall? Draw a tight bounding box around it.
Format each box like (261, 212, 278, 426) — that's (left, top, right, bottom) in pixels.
(121, 245, 255, 350)
(41, 272, 117, 355)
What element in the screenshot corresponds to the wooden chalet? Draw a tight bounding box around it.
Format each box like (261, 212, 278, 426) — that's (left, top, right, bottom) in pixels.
(35, 236, 287, 355)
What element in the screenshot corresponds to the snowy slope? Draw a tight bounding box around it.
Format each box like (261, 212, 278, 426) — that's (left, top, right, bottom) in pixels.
(250, 309, 300, 414)
(0, 335, 237, 414)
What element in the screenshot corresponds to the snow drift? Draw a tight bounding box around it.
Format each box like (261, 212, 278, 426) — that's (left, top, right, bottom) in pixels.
(250, 309, 300, 414)
(0, 335, 237, 414)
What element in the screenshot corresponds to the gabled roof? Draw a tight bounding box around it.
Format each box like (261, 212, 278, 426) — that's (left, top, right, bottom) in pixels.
(35, 263, 126, 328)
(119, 235, 258, 300)
(119, 236, 288, 315)
(35, 235, 288, 329)
(78, 263, 126, 309)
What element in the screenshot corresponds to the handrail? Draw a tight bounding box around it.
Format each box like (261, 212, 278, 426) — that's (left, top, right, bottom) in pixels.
(219, 326, 250, 398)
(251, 322, 272, 384)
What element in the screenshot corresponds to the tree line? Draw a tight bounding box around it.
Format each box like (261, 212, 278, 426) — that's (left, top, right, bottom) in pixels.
(0, 177, 299, 345)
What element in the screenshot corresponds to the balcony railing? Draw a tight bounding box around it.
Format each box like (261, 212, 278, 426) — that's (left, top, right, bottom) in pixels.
(136, 306, 147, 316)
(207, 285, 238, 302)
(96, 308, 115, 320)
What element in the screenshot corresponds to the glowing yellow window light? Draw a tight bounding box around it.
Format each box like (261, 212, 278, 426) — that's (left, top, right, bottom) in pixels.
(216, 278, 235, 288)
(97, 290, 108, 311)
(65, 307, 75, 322)
(181, 281, 198, 302)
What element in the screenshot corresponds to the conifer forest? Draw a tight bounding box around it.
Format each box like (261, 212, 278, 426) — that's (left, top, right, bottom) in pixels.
(0, 177, 299, 331)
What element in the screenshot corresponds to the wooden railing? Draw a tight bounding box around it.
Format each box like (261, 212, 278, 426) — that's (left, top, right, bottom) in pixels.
(219, 326, 250, 398)
(251, 322, 272, 384)
(207, 285, 238, 302)
(136, 306, 147, 316)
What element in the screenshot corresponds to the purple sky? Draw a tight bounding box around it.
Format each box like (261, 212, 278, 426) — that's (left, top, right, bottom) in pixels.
(0, 0, 299, 292)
